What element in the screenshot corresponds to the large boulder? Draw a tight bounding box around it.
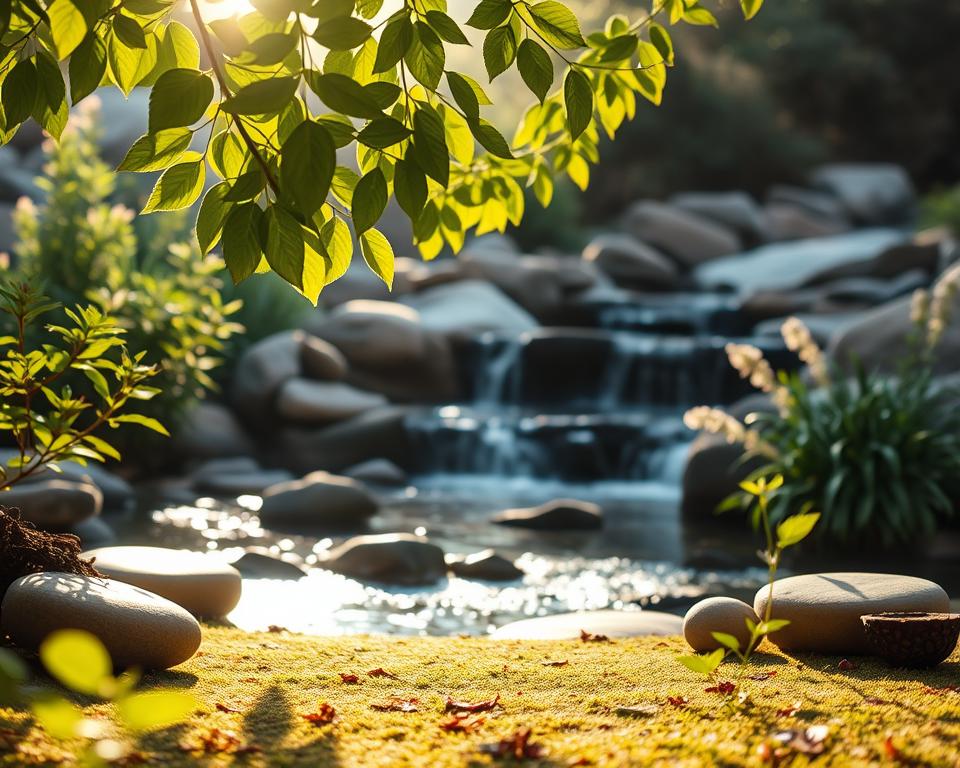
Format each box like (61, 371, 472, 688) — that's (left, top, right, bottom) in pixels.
(300, 335, 349, 381)
(493, 609, 683, 640)
(1, 479, 102, 529)
(448, 550, 524, 581)
(492, 499, 603, 530)
(259, 471, 379, 528)
(190, 457, 294, 496)
(622, 200, 741, 268)
(581, 233, 680, 290)
(307, 301, 428, 369)
(766, 184, 850, 223)
(762, 201, 850, 241)
(681, 433, 764, 523)
(323, 533, 447, 585)
(400, 280, 538, 339)
(276, 378, 387, 424)
(0, 451, 134, 512)
(810, 163, 916, 226)
(670, 191, 769, 245)
(172, 401, 255, 461)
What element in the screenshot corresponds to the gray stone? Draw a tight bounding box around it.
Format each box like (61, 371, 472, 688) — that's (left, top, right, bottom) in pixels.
(307, 301, 428, 368)
(1, 479, 102, 529)
(259, 471, 379, 527)
(493, 609, 683, 640)
(193, 466, 295, 497)
(754, 572, 950, 654)
(763, 201, 850, 241)
(766, 185, 850, 222)
(300, 335, 349, 381)
(343, 458, 408, 486)
(230, 331, 306, 427)
(231, 549, 306, 579)
(681, 433, 764, 523)
(1, 572, 201, 669)
(753, 312, 868, 349)
(492, 499, 603, 530)
(400, 280, 538, 339)
(276, 378, 387, 424)
(670, 191, 769, 244)
(622, 200, 741, 268)
(83, 546, 242, 618)
(1, 453, 135, 512)
(582, 234, 679, 289)
(395, 256, 465, 290)
(173, 401, 255, 461)
(323, 533, 446, 585)
(810, 163, 916, 225)
(683, 597, 759, 652)
(449, 550, 524, 581)
(68, 517, 116, 547)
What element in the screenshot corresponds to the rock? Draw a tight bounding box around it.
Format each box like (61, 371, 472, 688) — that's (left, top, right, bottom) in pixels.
(683, 597, 759, 652)
(83, 546, 242, 618)
(763, 201, 851, 241)
(448, 550, 523, 581)
(400, 280, 538, 339)
(1, 572, 201, 669)
(323, 533, 446, 585)
(581, 234, 680, 289)
(753, 312, 868, 348)
(811, 163, 916, 226)
(68, 517, 116, 547)
(681, 433, 765, 523)
(173, 402, 255, 461)
(395, 256, 465, 290)
(276, 378, 387, 424)
(342, 458, 408, 486)
(670, 191, 769, 245)
(300, 335, 348, 381)
(231, 549, 306, 579)
(766, 184, 850, 222)
(276, 406, 415, 474)
(492, 499, 603, 530)
(754, 572, 950, 654)
(1, 479, 102, 529)
(193, 465, 295, 497)
(259, 472, 379, 528)
(493, 609, 683, 640)
(695, 229, 907, 295)
(622, 200, 741, 268)
(1, 453, 135, 512)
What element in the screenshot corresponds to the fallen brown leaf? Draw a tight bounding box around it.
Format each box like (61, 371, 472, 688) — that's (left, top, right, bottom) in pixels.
(267, 625, 287, 633)
(541, 660, 569, 667)
(771, 725, 829, 755)
(666, 696, 688, 708)
(339, 673, 360, 684)
(838, 659, 856, 671)
(371, 697, 419, 713)
(180, 728, 243, 754)
(215, 703, 242, 714)
(303, 703, 336, 726)
(439, 713, 486, 733)
(775, 702, 801, 718)
(580, 629, 613, 643)
(445, 693, 501, 713)
(615, 704, 659, 718)
(747, 671, 777, 681)
(479, 728, 546, 760)
(704, 681, 736, 695)
(367, 667, 399, 679)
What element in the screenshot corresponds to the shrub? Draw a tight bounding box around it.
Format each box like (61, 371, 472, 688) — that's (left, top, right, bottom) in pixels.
(684, 271, 960, 544)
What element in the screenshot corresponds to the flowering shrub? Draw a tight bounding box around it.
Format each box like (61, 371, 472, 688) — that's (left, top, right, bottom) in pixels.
(685, 266, 960, 544)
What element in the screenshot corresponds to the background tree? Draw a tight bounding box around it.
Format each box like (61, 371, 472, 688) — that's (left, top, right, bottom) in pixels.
(0, 0, 762, 301)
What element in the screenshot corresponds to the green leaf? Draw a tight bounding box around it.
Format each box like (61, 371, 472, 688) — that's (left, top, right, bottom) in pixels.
(740, 0, 764, 20)
(364, 81, 401, 110)
(280, 119, 336, 218)
(359, 227, 394, 289)
(601, 34, 638, 62)
(373, 14, 413, 73)
(517, 39, 553, 103)
(426, 10, 469, 45)
(118, 128, 193, 172)
(221, 76, 298, 115)
(148, 69, 213, 132)
(563, 68, 593, 139)
(755, 618, 790, 635)
(31, 696, 82, 739)
(648, 23, 674, 66)
(447, 71, 480, 119)
(223, 169, 265, 202)
(48, 0, 87, 59)
(677, 649, 724, 676)
(357, 116, 411, 148)
(117, 691, 197, 732)
(265, 205, 306, 289)
(776, 512, 821, 548)
(112, 414, 170, 435)
(1, 59, 38, 127)
(352, 168, 387, 233)
(412, 105, 449, 186)
(710, 632, 741, 652)
(107, 26, 159, 95)
(483, 25, 517, 81)
(69, 32, 108, 104)
(528, 1, 585, 50)
(683, 3, 719, 27)
(39, 630, 112, 697)
(466, 0, 512, 30)
(113, 14, 147, 49)
(196, 182, 234, 254)
(221, 202, 264, 283)
(32, 51, 68, 140)
(468, 118, 512, 158)
(405, 22, 444, 91)
(393, 153, 427, 220)
(313, 15, 372, 50)
(307, 71, 383, 119)
(141, 157, 205, 213)
(246, 32, 298, 65)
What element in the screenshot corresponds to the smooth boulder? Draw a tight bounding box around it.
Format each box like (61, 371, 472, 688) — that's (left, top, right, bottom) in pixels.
(582, 234, 679, 289)
(83, 546, 242, 618)
(1, 479, 102, 529)
(300, 335, 348, 381)
(670, 191, 769, 245)
(400, 280, 538, 339)
(492, 499, 603, 530)
(754, 572, 950, 655)
(231, 549, 306, 579)
(276, 378, 387, 423)
(323, 533, 446, 585)
(493, 609, 682, 640)
(1, 572, 201, 669)
(683, 597, 759, 652)
(343, 458, 408, 486)
(172, 402, 254, 461)
(449, 550, 524, 581)
(811, 163, 916, 225)
(259, 472, 378, 527)
(622, 200, 741, 268)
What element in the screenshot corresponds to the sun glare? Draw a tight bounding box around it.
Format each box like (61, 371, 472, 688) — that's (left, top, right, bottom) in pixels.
(198, 0, 256, 21)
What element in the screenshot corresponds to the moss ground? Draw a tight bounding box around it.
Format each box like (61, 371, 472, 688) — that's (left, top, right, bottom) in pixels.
(3, 626, 960, 766)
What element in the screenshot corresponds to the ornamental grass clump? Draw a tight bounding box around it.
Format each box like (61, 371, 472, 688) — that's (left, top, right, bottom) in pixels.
(685, 268, 960, 544)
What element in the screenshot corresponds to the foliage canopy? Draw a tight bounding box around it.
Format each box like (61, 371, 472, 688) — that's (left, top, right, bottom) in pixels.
(0, 0, 762, 302)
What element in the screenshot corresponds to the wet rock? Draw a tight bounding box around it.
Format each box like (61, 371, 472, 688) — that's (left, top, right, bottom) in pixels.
(1, 572, 201, 669)
(766, 184, 850, 222)
(683, 597, 759, 652)
(493, 609, 683, 640)
(1, 479, 102, 529)
(173, 401, 255, 461)
(83, 546, 242, 618)
(323, 533, 446, 585)
(192, 462, 295, 496)
(448, 550, 524, 581)
(69, 517, 116, 547)
(316, 260, 414, 308)
(763, 201, 850, 241)
(300, 335, 349, 381)
(343, 458, 408, 486)
(395, 256, 465, 290)
(231, 548, 306, 579)
(400, 280, 538, 339)
(231, 331, 305, 426)
(276, 378, 387, 423)
(2, 454, 135, 512)
(622, 200, 741, 268)
(811, 163, 916, 226)
(581, 233, 679, 289)
(681, 433, 764, 523)
(755, 572, 949, 654)
(259, 471, 378, 527)
(670, 191, 769, 245)
(753, 312, 867, 347)
(492, 499, 603, 530)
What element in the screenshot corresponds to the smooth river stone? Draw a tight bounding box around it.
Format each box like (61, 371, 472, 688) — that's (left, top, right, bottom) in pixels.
(83, 546, 242, 618)
(493, 609, 682, 640)
(754, 572, 950, 655)
(683, 597, 759, 652)
(1, 572, 201, 669)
